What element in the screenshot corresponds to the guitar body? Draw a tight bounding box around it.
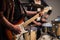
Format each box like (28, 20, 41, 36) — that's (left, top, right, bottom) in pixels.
(5, 29, 13, 40)
(14, 18, 28, 40)
(5, 18, 24, 40)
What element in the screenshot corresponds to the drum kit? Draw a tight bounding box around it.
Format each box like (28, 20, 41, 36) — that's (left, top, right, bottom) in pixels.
(19, 17, 60, 40)
(38, 17, 60, 40)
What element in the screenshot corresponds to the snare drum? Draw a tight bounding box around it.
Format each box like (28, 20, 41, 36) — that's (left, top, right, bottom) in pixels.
(42, 23, 52, 33)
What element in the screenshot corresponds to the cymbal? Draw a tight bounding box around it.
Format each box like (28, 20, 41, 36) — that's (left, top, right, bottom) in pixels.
(52, 18, 60, 23)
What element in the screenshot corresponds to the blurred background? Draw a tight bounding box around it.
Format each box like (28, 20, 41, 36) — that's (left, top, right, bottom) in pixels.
(20, 0, 60, 22)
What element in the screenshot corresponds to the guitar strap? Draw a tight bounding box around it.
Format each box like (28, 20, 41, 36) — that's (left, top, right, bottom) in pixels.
(19, 0, 27, 17)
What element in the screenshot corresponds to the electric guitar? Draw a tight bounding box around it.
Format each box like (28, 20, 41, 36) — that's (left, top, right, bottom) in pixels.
(14, 7, 51, 40)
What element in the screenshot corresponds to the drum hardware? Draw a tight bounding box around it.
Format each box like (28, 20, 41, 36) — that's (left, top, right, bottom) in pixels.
(40, 28, 44, 35)
(52, 23, 56, 33)
(52, 17, 60, 39)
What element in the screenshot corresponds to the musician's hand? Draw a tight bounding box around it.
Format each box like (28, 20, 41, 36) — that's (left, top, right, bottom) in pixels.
(12, 25, 21, 34)
(41, 18, 47, 22)
(0, 11, 21, 34)
(36, 22, 42, 26)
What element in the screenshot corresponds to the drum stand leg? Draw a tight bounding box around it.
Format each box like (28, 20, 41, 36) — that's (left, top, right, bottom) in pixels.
(45, 27, 47, 34)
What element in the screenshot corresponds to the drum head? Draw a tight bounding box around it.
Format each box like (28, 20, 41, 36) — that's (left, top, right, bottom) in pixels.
(38, 35, 52, 40)
(42, 23, 52, 27)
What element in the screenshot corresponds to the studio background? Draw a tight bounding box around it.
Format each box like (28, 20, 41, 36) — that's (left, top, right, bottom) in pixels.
(20, 0, 60, 22)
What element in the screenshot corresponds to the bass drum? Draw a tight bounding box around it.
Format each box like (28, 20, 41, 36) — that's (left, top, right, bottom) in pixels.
(38, 34, 59, 40)
(38, 34, 52, 40)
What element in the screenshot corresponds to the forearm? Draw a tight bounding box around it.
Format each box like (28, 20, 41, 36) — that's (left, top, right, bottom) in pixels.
(44, 15, 49, 19)
(0, 12, 14, 29)
(33, 21, 41, 26)
(2, 16, 14, 27)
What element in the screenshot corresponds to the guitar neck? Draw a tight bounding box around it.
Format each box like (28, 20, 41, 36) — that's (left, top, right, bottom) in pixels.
(22, 14, 39, 27)
(22, 7, 50, 27)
